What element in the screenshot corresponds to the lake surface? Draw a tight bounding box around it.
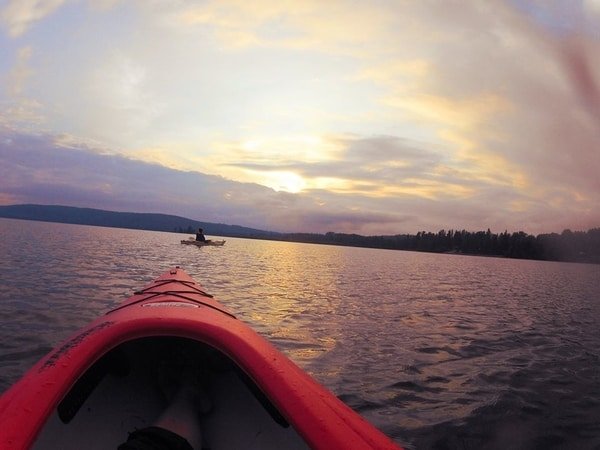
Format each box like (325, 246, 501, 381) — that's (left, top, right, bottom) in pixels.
(1, 218, 599, 449)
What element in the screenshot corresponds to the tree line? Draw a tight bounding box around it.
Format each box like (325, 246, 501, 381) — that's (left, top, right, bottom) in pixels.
(5, 204, 595, 264)
(278, 228, 600, 264)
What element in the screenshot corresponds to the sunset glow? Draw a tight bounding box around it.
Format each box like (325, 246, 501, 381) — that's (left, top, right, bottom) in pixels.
(1, 0, 599, 234)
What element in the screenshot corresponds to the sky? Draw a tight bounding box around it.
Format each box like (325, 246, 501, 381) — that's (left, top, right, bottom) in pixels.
(1, 0, 599, 235)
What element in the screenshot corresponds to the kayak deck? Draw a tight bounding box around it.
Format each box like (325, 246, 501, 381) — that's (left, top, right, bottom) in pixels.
(0, 268, 401, 450)
(33, 337, 307, 450)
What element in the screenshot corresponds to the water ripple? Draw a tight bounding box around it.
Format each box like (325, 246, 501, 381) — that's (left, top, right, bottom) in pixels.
(1, 219, 600, 448)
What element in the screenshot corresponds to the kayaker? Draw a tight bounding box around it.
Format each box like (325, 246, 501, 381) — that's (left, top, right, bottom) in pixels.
(195, 228, 206, 242)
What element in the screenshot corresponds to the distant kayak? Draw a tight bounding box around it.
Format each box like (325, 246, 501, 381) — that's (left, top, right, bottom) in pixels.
(0, 267, 400, 449)
(181, 238, 226, 247)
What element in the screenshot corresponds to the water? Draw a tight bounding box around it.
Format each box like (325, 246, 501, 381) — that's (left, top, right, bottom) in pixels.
(1, 218, 600, 449)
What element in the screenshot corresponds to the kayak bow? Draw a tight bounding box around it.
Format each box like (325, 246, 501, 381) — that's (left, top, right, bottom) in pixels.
(0, 268, 401, 450)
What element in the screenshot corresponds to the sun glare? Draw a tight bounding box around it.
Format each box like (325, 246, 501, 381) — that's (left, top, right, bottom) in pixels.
(264, 171, 306, 193)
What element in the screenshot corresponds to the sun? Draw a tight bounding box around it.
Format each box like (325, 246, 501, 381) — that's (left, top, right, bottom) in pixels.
(265, 171, 306, 193)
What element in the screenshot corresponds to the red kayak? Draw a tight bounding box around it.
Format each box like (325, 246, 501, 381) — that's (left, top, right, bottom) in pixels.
(0, 267, 401, 449)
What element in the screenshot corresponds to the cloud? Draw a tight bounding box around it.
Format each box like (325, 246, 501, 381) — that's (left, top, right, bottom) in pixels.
(2, 46, 46, 127)
(0, 0, 66, 37)
(0, 129, 412, 233)
(224, 135, 445, 195)
(339, 1, 600, 225)
(3, 128, 597, 236)
(6, 46, 33, 96)
(0, 130, 263, 223)
(176, 0, 394, 54)
(222, 134, 524, 205)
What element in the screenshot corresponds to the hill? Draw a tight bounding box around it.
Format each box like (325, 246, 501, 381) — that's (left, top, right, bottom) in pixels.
(0, 204, 279, 238)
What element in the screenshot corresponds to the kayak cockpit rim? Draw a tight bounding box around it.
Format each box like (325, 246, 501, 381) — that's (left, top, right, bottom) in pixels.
(33, 335, 307, 450)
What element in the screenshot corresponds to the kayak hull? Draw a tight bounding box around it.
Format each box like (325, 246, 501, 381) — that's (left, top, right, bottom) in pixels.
(181, 239, 226, 246)
(0, 268, 400, 449)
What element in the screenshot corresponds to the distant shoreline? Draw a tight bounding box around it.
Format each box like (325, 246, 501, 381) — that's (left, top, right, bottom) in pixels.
(1, 204, 598, 265)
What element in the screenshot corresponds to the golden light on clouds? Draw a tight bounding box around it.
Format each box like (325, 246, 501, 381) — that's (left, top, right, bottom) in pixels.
(356, 59, 431, 88)
(239, 135, 335, 162)
(385, 92, 511, 130)
(439, 130, 530, 190)
(129, 146, 191, 171)
(177, 0, 394, 54)
(377, 181, 475, 201)
(306, 177, 356, 193)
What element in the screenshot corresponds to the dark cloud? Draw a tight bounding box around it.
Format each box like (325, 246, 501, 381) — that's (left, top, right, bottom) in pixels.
(0, 130, 273, 227)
